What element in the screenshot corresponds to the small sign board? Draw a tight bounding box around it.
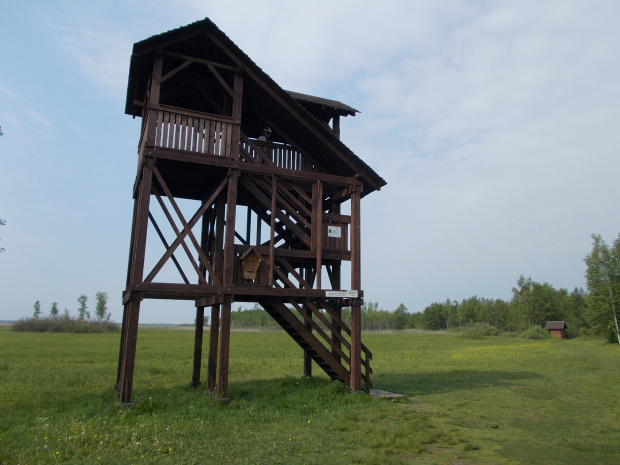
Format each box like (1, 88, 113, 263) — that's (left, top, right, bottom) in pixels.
(327, 225, 342, 238)
(325, 290, 358, 298)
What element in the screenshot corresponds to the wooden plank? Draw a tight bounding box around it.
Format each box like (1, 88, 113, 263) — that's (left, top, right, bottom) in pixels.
(206, 304, 220, 393)
(150, 103, 237, 123)
(191, 307, 205, 385)
(160, 111, 169, 148)
(269, 175, 276, 286)
(223, 169, 239, 286)
(350, 184, 362, 392)
(217, 298, 232, 401)
(277, 257, 311, 289)
(146, 148, 363, 187)
(207, 62, 235, 98)
(161, 59, 193, 83)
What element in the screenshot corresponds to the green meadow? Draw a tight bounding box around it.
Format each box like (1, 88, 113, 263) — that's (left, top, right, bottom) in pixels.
(1, 326, 618, 464)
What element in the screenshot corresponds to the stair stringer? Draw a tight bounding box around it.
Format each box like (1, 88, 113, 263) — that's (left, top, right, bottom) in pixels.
(258, 296, 351, 384)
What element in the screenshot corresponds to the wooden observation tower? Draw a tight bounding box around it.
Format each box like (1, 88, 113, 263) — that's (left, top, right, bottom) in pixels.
(117, 18, 386, 405)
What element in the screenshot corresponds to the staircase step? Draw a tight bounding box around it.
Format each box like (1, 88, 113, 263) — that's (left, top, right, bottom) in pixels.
(259, 297, 367, 386)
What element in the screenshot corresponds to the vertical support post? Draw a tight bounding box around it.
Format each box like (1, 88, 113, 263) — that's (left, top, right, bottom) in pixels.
(145, 56, 163, 148)
(349, 183, 362, 392)
(191, 208, 210, 387)
(207, 195, 226, 393)
(118, 157, 154, 405)
(116, 193, 141, 389)
(303, 268, 312, 377)
(268, 174, 276, 286)
(206, 304, 220, 393)
(217, 297, 232, 402)
(332, 114, 341, 140)
(329, 203, 342, 364)
(216, 168, 239, 401)
(190, 307, 204, 387)
(230, 69, 243, 159)
(312, 181, 323, 289)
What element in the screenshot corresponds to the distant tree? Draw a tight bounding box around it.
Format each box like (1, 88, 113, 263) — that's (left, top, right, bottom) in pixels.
(393, 303, 408, 330)
(511, 275, 533, 330)
(584, 233, 620, 343)
(422, 300, 455, 330)
(77, 294, 89, 320)
(0, 218, 5, 253)
(50, 302, 59, 317)
(33, 300, 41, 319)
(95, 292, 110, 321)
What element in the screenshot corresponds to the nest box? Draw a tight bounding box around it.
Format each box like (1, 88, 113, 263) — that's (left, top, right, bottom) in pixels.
(241, 247, 262, 280)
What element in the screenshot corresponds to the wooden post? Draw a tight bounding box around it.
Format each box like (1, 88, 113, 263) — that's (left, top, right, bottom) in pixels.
(116, 189, 141, 389)
(217, 297, 232, 402)
(145, 56, 163, 148)
(118, 157, 154, 405)
(303, 267, 312, 377)
(230, 69, 243, 159)
(312, 181, 323, 289)
(349, 184, 362, 392)
(191, 208, 210, 387)
(190, 307, 205, 387)
(207, 195, 225, 393)
(332, 114, 341, 140)
(268, 174, 276, 286)
(206, 304, 220, 393)
(216, 168, 238, 401)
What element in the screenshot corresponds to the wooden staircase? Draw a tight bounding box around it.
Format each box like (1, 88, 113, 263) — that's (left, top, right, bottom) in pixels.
(258, 296, 373, 392)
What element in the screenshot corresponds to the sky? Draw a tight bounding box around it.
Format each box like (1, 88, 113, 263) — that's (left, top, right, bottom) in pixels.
(1, 0, 619, 324)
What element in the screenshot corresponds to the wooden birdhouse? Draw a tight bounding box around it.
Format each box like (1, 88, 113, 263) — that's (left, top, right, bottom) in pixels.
(241, 247, 261, 280)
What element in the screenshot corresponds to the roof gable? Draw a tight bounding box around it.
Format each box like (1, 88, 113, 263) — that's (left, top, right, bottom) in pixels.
(125, 18, 386, 195)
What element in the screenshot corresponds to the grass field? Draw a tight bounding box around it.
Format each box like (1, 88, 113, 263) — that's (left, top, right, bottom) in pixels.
(1, 326, 619, 464)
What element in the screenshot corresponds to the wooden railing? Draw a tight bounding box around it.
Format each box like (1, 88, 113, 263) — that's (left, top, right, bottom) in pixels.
(138, 105, 316, 172)
(239, 137, 315, 171)
(141, 105, 236, 158)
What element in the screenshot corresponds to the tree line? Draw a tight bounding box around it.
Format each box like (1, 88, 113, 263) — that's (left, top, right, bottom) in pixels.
(230, 232, 620, 343)
(14, 292, 118, 333)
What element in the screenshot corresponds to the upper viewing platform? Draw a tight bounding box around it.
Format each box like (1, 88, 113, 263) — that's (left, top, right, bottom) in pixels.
(125, 18, 385, 196)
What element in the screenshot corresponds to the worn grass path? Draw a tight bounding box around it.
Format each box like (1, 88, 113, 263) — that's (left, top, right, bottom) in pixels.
(0, 327, 618, 464)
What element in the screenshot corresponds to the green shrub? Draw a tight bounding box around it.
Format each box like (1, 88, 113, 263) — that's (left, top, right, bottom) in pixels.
(460, 323, 500, 339)
(11, 316, 119, 333)
(519, 325, 549, 339)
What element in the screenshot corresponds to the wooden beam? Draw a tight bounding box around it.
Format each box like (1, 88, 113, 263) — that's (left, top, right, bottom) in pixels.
(162, 50, 238, 71)
(206, 304, 220, 393)
(269, 175, 276, 286)
(146, 148, 364, 188)
(207, 63, 234, 98)
(349, 184, 362, 392)
(143, 174, 228, 284)
(161, 59, 194, 83)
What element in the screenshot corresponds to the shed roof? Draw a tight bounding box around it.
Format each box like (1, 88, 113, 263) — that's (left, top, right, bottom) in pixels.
(125, 18, 386, 196)
(546, 321, 567, 330)
(287, 91, 359, 117)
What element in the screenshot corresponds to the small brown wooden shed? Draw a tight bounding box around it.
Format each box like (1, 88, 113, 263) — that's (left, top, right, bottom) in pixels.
(546, 321, 567, 339)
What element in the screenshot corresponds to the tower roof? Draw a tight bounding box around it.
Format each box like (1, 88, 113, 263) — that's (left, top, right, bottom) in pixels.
(125, 18, 386, 195)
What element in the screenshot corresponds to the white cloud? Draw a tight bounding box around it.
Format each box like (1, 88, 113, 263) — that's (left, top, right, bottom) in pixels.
(26, 110, 52, 127)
